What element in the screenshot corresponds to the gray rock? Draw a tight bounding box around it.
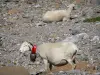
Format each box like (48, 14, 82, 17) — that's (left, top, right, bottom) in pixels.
(36, 22, 45, 27)
(91, 36, 100, 44)
(62, 33, 89, 43)
(0, 0, 100, 75)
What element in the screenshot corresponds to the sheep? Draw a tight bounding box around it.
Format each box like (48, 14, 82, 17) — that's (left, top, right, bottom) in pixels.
(30, 42, 78, 72)
(19, 41, 79, 73)
(42, 3, 75, 22)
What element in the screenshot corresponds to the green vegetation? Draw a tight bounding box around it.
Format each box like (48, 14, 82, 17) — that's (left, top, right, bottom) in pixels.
(83, 17, 100, 22)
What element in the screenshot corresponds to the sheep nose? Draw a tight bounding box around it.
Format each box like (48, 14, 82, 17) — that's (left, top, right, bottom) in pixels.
(30, 54, 36, 62)
(73, 7, 76, 10)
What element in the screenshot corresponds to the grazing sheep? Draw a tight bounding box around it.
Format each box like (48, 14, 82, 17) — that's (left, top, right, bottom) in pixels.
(19, 41, 78, 73)
(42, 3, 75, 22)
(30, 42, 78, 72)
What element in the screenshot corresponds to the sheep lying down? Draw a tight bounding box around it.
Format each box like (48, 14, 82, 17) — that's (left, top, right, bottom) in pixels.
(43, 10, 69, 22)
(42, 4, 75, 22)
(31, 42, 78, 72)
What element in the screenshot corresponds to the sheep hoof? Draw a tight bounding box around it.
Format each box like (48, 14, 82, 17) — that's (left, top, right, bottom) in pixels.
(63, 17, 69, 22)
(72, 64, 76, 70)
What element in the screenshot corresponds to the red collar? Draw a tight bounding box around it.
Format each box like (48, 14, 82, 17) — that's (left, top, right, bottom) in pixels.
(32, 45, 37, 54)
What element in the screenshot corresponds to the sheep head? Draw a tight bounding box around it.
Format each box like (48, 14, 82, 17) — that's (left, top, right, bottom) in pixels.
(67, 4, 75, 9)
(30, 45, 37, 62)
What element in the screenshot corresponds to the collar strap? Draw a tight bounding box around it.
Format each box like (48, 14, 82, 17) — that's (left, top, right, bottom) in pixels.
(32, 45, 37, 54)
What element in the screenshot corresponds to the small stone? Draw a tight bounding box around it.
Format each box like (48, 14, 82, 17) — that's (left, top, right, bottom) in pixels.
(34, 4, 41, 8)
(76, 33, 89, 40)
(19, 41, 32, 53)
(91, 36, 100, 43)
(36, 22, 45, 27)
(35, 61, 40, 65)
(70, 29, 80, 35)
(25, 0, 37, 4)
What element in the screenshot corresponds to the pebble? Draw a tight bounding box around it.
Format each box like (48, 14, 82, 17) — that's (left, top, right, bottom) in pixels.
(91, 36, 100, 43)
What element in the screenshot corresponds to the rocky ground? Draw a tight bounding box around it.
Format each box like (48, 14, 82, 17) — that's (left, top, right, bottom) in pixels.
(0, 0, 100, 75)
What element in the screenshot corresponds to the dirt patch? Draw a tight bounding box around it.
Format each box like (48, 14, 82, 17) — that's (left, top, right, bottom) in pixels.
(8, 8, 20, 15)
(48, 61, 97, 74)
(0, 66, 30, 75)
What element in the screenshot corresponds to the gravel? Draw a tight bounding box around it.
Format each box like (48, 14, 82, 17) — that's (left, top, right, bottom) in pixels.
(0, 0, 100, 75)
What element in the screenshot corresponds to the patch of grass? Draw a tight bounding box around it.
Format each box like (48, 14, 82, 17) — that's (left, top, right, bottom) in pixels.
(83, 17, 100, 22)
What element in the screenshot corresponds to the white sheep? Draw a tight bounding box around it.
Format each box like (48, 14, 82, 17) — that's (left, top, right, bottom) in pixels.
(19, 41, 78, 72)
(42, 3, 75, 22)
(30, 42, 78, 72)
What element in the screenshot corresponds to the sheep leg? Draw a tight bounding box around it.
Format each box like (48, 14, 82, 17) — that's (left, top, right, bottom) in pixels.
(63, 17, 70, 22)
(43, 60, 53, 71)
(72, 55, 79, 64)
(42, 59, 49, 75)
(49, 63, 53, 71)
(48, 62, 54, 75)
(43, 59, 53, 75)
(67, 58, 76, 69)
(43, 59, 49, 71)
(72, 56, 76, 64)
(72, 53, 79, 63)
